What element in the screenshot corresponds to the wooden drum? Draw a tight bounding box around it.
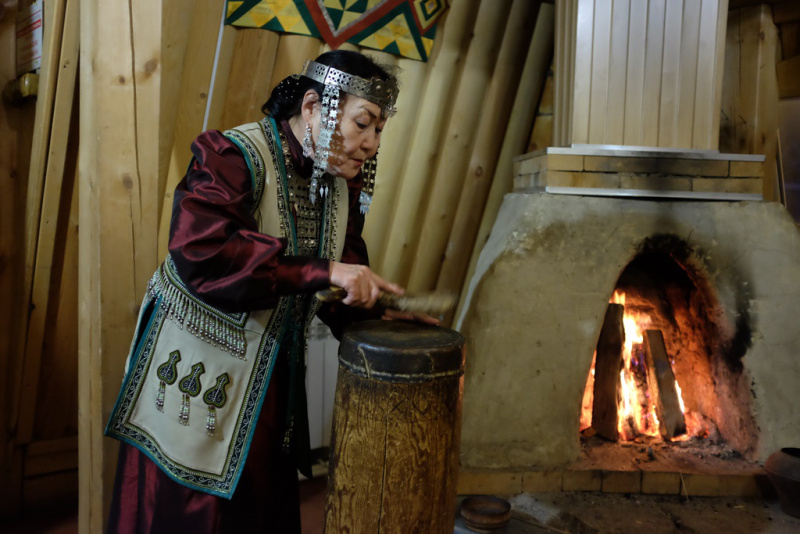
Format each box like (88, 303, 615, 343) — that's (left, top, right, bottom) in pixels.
(324, 320, 465, 534)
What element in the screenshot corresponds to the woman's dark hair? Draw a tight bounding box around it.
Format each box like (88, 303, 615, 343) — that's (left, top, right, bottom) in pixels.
(262, 50, 395, 120)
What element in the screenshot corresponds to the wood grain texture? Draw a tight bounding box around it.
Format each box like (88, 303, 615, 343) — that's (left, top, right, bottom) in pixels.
(779, 21, 800, 61)
(406, 0, 513, 292)
(204, 24, 238, 132)
(739, 5, 780, 200)
(378, 0, 481, 286)
(362, 57, 427, 274)
(623, 0, 648, 145)
(31, 97, 80, 443)
(436, 0, 541, 309)
(12, 0, 67, 448)
(777, 54, 800, 98)
(219, 28, 280, 131)
(698, 0, 728, 150)
(588, 0, 612, 143)
(0, 0, 38, 515)
(592, 304, 624, 441)
(641, 0, 667, 147)
(527, 60, 555, 153)
(268, 35, 323, 91)
(325, 370, 462, 533)
(605, 0, 630, 144)
(658, 0, 683, 147)
(79, 0, 162, 530)
(643, 330, 686, 440)
(158, 0, 196, 219)
(676, 0, 701, 148)
(457, 6, 554, 324)
(157, 0, 224, 256)
(16, 0, 79, 446)
(570, 0, 595, 144)
(719, 8, 741, 153)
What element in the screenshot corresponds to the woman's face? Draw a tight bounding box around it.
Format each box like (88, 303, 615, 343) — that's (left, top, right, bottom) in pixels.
(309, 94, 387, 180)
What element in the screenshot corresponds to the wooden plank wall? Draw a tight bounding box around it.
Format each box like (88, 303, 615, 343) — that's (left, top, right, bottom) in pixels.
(14, 0, 792, 525)
(720, 5, 781, 201)
(79, 0, 162, 530)
(74, 1, 556, 528)
(555, 0, 729, 150)
(4, 1, 792, 526)
(0, 0, 38, 515)
(1, 0, 81, 514)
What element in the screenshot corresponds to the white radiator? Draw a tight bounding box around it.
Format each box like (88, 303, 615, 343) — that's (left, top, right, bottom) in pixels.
(306, 318, 340, 450)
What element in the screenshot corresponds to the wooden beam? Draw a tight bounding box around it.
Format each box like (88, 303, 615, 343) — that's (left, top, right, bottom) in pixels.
(745, 5, 780, 201)
(0, 0, 38, 516)
(406, 0, 513, 293)
(15, 0, 79, 446)
(779, 21, 800, 60)
(362, 57, 427, 275)
(777, 54, 800, 98)
(268, 35, 324, 91)
(379, 0, 481, 287)
(455, 4, 554, 324)
(158, 0, 196, 220)
(528, 60, 555, 152)
(643, 330, 686, 440)
(157, 0, 226, 256)
(79, 0, 162, 531)
(24, 436, 79, 477)
(592, 304, 624, 441)
(774, 1, 800, 24)
(16, 0, 67, 373)
(204, 24, 237, 131)
(218, 28, 280, 131)
(436, 0, 542, 310)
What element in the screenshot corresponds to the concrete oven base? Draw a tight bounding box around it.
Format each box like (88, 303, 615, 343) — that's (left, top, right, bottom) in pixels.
(456, 193, 800, 471)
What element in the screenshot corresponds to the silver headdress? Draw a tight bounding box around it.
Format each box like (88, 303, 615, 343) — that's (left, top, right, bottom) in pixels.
(300, 60, 398, 211)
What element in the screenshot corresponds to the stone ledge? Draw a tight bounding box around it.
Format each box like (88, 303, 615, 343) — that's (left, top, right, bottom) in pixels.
(513, 150, 765, 199)
(515, 145, 766, 162)
(457, 468, 769, 498)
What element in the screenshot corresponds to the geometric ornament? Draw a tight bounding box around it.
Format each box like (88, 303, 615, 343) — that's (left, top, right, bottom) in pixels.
(225, 0, 449, 62)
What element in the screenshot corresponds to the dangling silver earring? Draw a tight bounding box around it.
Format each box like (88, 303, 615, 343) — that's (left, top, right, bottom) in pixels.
(359, 149, 378, 215)
(310, 83, 339, 204)
(302, 123, 313, 158)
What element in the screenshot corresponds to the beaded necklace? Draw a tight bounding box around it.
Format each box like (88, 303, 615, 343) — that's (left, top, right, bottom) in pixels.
(277, 128, 327, 257)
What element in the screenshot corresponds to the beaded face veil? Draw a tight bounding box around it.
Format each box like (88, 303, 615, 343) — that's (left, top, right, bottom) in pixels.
(300, 60, 398, 213)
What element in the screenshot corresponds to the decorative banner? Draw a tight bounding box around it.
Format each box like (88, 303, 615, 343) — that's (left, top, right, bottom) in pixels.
(225, 0, 449, 62)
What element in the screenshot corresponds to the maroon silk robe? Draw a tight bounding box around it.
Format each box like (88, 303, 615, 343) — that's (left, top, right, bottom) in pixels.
(107, 121, 376, 534)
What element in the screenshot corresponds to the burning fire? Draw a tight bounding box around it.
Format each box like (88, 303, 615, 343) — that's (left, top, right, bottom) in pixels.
(581, 290, 690, 441)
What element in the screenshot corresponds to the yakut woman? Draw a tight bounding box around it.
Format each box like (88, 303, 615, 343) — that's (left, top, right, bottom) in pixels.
(105, 50, 435, 533)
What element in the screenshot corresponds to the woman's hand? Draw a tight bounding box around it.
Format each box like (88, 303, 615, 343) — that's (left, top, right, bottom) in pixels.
(329, 261, 402, 308)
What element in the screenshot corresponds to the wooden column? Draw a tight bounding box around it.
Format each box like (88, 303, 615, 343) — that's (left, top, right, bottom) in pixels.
(79, 0, 161, 530)
(406, 0, 513, 292)
(451, 3, 554, 323)
(378, 0, 481, 286)
(720, 5, 779, 201)
(434, 0, 540, 303)
(555, 0, 729, 149)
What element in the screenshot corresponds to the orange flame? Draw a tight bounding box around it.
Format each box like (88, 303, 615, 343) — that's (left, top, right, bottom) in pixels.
(581, 291, 690, 441)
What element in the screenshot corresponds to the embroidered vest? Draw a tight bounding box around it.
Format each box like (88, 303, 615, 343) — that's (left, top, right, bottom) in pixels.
(105, 118, 348, 498)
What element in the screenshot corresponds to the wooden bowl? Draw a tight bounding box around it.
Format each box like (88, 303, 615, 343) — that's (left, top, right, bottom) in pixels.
(460, 495, 512, 532)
